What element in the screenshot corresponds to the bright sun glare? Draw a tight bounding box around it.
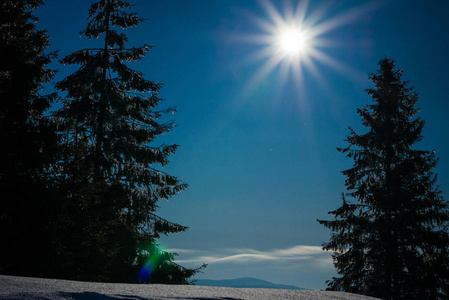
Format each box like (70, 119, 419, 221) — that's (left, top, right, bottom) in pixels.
(241, 0, 375, 90)
(279, 28, 308, 55)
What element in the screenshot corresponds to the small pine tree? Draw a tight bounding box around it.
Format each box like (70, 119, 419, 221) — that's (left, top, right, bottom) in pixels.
(54, 0, 201, 282)
(0, 0, 58, 276)
(319, 58, 449, 299)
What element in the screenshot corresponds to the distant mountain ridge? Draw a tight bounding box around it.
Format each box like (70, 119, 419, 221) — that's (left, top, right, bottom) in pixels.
(194, 277, 305, 290)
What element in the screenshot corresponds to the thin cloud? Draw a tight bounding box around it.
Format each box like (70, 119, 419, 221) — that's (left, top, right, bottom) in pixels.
(271, 245, 325, 256)
(172, 245, 331, 266)
(198, 253, 275, 264)
(167, 248, 197, 254)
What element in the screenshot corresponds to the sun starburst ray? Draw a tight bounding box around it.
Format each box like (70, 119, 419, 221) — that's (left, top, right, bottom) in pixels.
(232, 0, 379, 105)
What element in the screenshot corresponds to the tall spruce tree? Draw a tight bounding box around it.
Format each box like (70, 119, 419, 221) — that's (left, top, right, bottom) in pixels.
(0, 0, 58, 276)
(319, 58, 449, 299)
(54, 0, 201, 282)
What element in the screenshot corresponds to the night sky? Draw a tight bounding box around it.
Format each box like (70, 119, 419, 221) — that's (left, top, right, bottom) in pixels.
(36, 0, 449, 290)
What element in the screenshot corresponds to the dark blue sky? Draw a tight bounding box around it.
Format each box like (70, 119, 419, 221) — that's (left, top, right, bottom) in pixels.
(36, 0, 449, 290)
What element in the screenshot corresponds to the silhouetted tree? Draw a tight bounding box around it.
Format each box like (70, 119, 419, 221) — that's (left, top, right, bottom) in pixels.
(319, 58, 449, 299)
(0, 0, 59, 276)
(54, 0, 202, 282)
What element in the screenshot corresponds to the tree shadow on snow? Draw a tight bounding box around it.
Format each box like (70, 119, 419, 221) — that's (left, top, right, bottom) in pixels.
(58, 292, 148, 300)
(58, 292, 241, 300)
(160, 298, 242, 300)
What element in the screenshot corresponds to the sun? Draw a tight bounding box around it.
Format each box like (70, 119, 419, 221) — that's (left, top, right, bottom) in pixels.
(278, 28, 309, 56)
(239, 0, 377, 91)
(242, 0, 323, 87)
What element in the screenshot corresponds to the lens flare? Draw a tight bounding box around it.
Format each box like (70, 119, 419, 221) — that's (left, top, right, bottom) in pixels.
(137, 253, 161, 283)
(137, 243, 166, 283)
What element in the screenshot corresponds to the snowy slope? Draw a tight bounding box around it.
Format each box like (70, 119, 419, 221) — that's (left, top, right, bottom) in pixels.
(0, 275, 381, 300)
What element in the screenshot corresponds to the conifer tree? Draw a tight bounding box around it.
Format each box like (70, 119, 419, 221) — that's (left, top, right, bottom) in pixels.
(319, 58, 449, 299)
(0, 0, 58, 276)
(54, 0, 201, 282)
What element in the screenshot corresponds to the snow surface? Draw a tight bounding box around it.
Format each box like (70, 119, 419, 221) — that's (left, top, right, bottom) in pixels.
(0, 275, 381, 300)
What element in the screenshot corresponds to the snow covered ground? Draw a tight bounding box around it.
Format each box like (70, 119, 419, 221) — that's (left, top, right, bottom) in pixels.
(0, 275, 381, 300)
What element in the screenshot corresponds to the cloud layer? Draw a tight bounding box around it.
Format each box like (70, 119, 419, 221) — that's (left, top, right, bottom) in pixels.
(170, 245, 332, 267)
(167, 244, 337, 290)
